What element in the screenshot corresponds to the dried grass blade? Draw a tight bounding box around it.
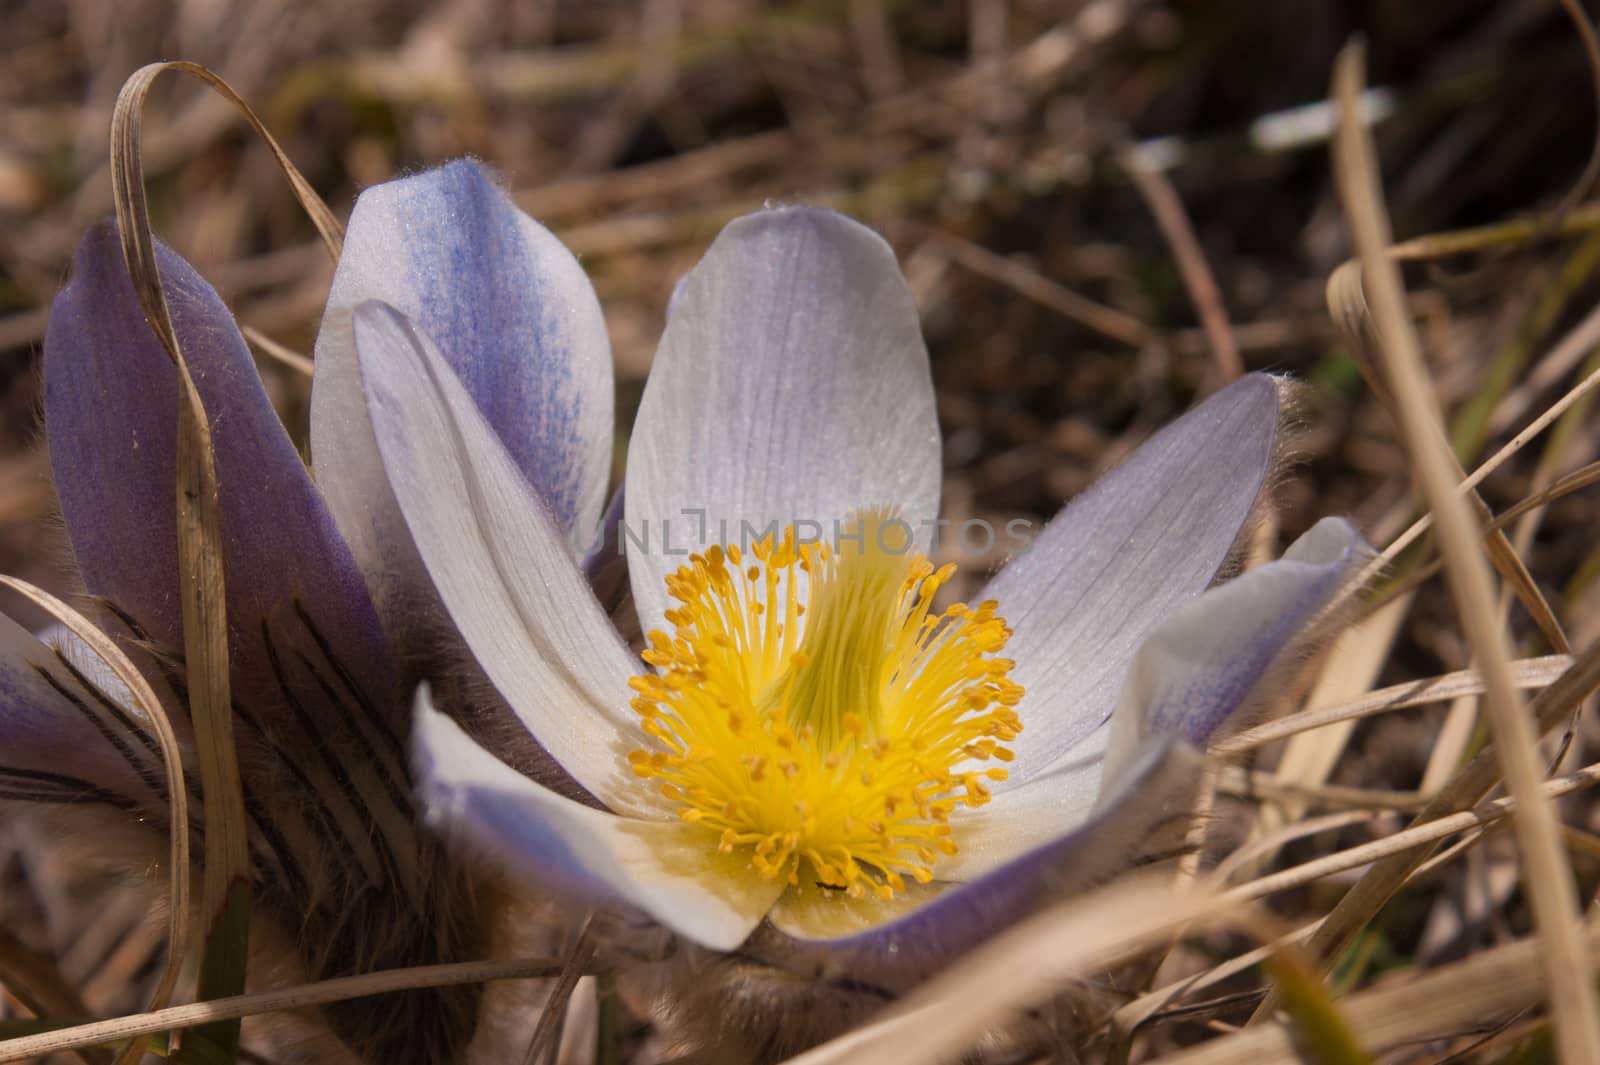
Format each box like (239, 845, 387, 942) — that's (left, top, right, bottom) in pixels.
(521, 918, 597, 1065)
(1384, 201, 1600, 261)
(1251, 595, 1407, 862)
(1374, 347, 1600, 576)
(0, 577, 190, 1065)
(1275, 634, 1600, 1007)
(1326, 268, 1594, 660)
(1213, 811, 1387, 886)
(1166, 913, 1600, 1065)
(931, 232, 1147, 347)
(1215, 654, 1572, 755)
(0, 957, 563, 1062)
(0, 928, 108, 1065)
(781, 877, 1247, 1065)
(1383, 463, 1600, 604)
(109, 63, 254, 1064)
(240, 324, 315, 376)
(1492, 294, 1600, 435)
(1220, 761, 1600, 905)
(114, 63, 340, 264)
(1481, 525, 1570, 653)
(1254, 46, 1600, 1058)
(1108, 917, 1323, 1063)
(1115, 143, 1242, 382)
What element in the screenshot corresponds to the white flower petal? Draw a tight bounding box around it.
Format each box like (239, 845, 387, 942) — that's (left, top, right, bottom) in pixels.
(354, 301, 651, 815)
(415, 692, 783, 951)
(313, 161, 613, 646)
(1103, 515, 1370, 779)
(933, 752, 1102, 882)
(625, 207, 940, 637)
(946, 518, 1368, 882)
(983, 375, 1282, 783)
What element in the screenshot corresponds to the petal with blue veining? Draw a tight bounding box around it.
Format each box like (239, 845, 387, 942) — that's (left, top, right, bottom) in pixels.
(625, 208, 941, 639)
(980, 375, 1281, 784)
(313, 161, 613, 641)
(415, 689, 784, 951)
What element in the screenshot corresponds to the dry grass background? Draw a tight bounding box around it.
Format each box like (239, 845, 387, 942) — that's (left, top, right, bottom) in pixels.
(7, 0, 1600, 1062)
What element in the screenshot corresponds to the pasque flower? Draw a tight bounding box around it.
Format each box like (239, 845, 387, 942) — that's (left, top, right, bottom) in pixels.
(347, 200, 1369, 1046)
(5, 153, 1367, 1060)
(2, 160, 614, 1061)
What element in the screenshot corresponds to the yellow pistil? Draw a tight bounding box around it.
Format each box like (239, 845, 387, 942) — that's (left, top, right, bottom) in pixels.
(627, 508, 1023, 899)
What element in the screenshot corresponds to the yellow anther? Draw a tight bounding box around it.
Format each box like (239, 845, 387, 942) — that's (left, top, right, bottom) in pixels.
(623, 508, 1023, 897)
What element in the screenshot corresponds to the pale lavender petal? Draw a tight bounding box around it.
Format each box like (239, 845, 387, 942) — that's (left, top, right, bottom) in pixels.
(625, 208, 940, 638)
(354, 300, 653, 815)
(313, 160, 613, 638)
(984, 374, 1281, 783)
(752, 737, 1202, 992)
(1103, 516, 1370, 778)
(415, 690, 784, 951)
(949, 518, 1368, 881)
(44, 222, 397, 717)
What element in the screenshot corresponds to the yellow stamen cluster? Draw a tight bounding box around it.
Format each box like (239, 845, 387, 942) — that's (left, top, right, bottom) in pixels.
(627, 510, 1023, 899)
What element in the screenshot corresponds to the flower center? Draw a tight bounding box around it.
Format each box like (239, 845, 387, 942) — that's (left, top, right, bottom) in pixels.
(627, 509, 1023, 899)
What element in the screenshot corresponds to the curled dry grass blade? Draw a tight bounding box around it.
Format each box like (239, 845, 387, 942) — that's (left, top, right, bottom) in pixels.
(1247, 44, 1600, 1058)
(1326, 258, 1600, 656)
(0, 576, 191, 1065)
(108, 60, 343, 1063)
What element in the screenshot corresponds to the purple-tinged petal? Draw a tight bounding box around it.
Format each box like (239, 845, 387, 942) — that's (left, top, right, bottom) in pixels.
(625, 208, 940, 638)
(747, 737, 1202, 992)
(44, 222, 398, 728)
(354, 301, 652, 815)
(313, 161, 613, 644)
(944, 518, 1368, 882)
(983, 374, 1280, 784)
(1103, 516, 1370, 778)
(0, 612, 166, 810)
(415, 689, 784, 951)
